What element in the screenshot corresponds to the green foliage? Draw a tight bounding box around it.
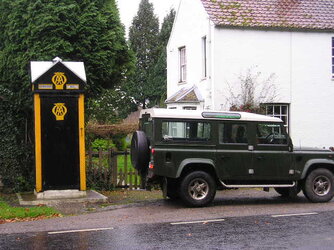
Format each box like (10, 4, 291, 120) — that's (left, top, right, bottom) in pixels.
(0, 0, 133, 191)
(149, 9, 176, 107)
(126, 6, 175, 108)
(126, 0, 160, 108)
(91, 139, 115, 151)
(86, 87, 137, 124)
(227, 67, 277, 113)
(111, 135, 127, 151)
(0, 85, 34, 192)
(0, 199, 59, 219)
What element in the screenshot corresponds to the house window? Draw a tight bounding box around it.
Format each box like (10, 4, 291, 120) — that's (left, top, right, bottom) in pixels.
(264, 104, 289, 130)
(179, 47, 187, 82)
(332, 37, 334, 78)
(202, 36, 207, 78)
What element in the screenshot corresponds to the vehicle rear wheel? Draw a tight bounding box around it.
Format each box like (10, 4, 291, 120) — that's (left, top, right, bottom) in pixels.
(274, 185, 301, 198)
(130, 131, 150, 172)
(303, 168, 334, 203)
(179, 171, 216, 207)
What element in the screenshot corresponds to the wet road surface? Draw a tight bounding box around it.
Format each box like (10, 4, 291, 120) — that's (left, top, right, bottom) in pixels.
(2, 189, 334, 249)
(2, 210, 334, 250)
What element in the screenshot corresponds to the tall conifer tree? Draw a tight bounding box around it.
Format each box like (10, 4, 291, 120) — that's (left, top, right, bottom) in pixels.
(149, 9, 176, 106)
(127, 0, 160, 108)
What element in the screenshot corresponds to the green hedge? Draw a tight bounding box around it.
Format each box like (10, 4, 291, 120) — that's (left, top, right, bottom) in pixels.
(0, 86, 34, 192)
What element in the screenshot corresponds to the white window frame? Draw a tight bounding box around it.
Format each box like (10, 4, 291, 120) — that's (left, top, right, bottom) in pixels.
(179, 46, 187, 83)
(202, 36, 207, 79)
(332, 37, 334, 78)
(264, 103, 290, 132)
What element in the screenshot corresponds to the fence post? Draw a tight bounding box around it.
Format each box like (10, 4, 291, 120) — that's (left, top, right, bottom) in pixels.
(107, 148, 112, 188)
(129, 171, 133, 190)
(98, 148, 103, 168)
(111, 148, 118, 187)
(134, 172, 138, 189)
(124, 150, 128, 187)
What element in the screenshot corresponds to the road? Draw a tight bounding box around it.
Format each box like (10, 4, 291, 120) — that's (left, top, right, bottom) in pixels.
(1, 189, 334, 249)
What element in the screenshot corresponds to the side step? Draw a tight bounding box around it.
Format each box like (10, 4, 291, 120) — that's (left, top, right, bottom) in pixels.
(220, 180, 296, 189)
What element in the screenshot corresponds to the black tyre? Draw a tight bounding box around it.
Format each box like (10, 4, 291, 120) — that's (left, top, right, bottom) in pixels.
(179, 171, 216, 207)
(274, 185, 301, 198)
(302, 168, 334, 203)
(130, 131, 150, 172)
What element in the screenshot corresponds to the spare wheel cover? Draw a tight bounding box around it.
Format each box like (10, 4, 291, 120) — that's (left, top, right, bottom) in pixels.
(131, 131, 150, 171)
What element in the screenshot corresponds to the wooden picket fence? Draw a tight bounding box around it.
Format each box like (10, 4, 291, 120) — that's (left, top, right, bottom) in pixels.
(86, 148, 141, 190)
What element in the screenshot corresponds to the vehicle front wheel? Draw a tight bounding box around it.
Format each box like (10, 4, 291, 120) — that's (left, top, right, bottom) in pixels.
(303, 168, 334, 203)
(179, 171, 216, 207)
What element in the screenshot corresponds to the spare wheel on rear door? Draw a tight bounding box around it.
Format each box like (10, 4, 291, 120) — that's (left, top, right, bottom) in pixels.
(131, 131, 150, 172)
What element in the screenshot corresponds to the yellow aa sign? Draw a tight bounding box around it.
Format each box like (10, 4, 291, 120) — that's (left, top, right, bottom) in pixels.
(52, 103, 68, 121)
(52, 72, 67, 90)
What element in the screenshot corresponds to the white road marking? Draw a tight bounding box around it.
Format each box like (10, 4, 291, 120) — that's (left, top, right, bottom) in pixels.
(48, 227, 114, 235)
(271, 212, 318, 218)
(171, 219, 225, 225)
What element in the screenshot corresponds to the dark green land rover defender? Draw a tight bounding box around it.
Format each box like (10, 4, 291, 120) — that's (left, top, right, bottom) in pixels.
(131, 108, 334, 207)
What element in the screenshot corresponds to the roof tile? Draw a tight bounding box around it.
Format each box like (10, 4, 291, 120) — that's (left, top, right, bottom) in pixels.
(201, 0, 334, 30)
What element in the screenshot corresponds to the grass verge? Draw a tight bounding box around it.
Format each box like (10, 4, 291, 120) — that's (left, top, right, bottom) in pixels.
(0, 197, 61, 223)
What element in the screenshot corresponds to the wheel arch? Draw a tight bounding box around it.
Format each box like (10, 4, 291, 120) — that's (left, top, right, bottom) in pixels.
(301, 159, 334, 179)
(176, 158, 218, 180)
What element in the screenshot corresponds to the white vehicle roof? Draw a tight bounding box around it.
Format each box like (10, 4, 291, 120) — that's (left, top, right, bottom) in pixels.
(140, 108, 282, 123)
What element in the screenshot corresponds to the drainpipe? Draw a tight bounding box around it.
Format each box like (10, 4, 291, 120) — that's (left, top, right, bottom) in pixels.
(207, 18, 215, 110)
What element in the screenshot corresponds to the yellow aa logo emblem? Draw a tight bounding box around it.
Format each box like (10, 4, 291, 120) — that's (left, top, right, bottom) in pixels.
(52, 103, 68, 121)
(52, 72, 67, 90)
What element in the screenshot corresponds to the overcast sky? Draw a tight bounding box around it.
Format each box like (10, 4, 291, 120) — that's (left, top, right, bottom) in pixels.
(117, 0, 180, 34)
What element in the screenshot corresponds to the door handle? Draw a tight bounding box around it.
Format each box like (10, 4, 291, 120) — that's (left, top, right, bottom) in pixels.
(257, 156, 264, 160)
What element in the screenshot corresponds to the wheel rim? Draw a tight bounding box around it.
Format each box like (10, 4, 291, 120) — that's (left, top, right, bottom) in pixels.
(313, 175, 331, 196)
(188, 178, 209, 200)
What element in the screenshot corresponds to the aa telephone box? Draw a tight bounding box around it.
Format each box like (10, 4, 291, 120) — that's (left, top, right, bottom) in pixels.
(31, 57, 86, 194)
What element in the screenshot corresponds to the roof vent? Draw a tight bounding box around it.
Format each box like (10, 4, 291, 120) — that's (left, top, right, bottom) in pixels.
(52, 57, 63, 63)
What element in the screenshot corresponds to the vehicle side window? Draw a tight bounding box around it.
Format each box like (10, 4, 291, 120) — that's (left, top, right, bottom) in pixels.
(162, 121, 211, 141)
(143, 121, 153, 138)
(219, 123, 248, 144)
(257, 123, 287, 145)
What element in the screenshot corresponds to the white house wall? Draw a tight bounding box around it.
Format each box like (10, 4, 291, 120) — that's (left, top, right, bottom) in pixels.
(212, 28, 292, 110)
(290, 32, 334, 148)
(213, 28, 334, 148)
(167, 0, 212, 107)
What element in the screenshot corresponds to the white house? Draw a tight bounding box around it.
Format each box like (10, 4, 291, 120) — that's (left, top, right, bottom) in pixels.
(166, 0, 334, 148)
